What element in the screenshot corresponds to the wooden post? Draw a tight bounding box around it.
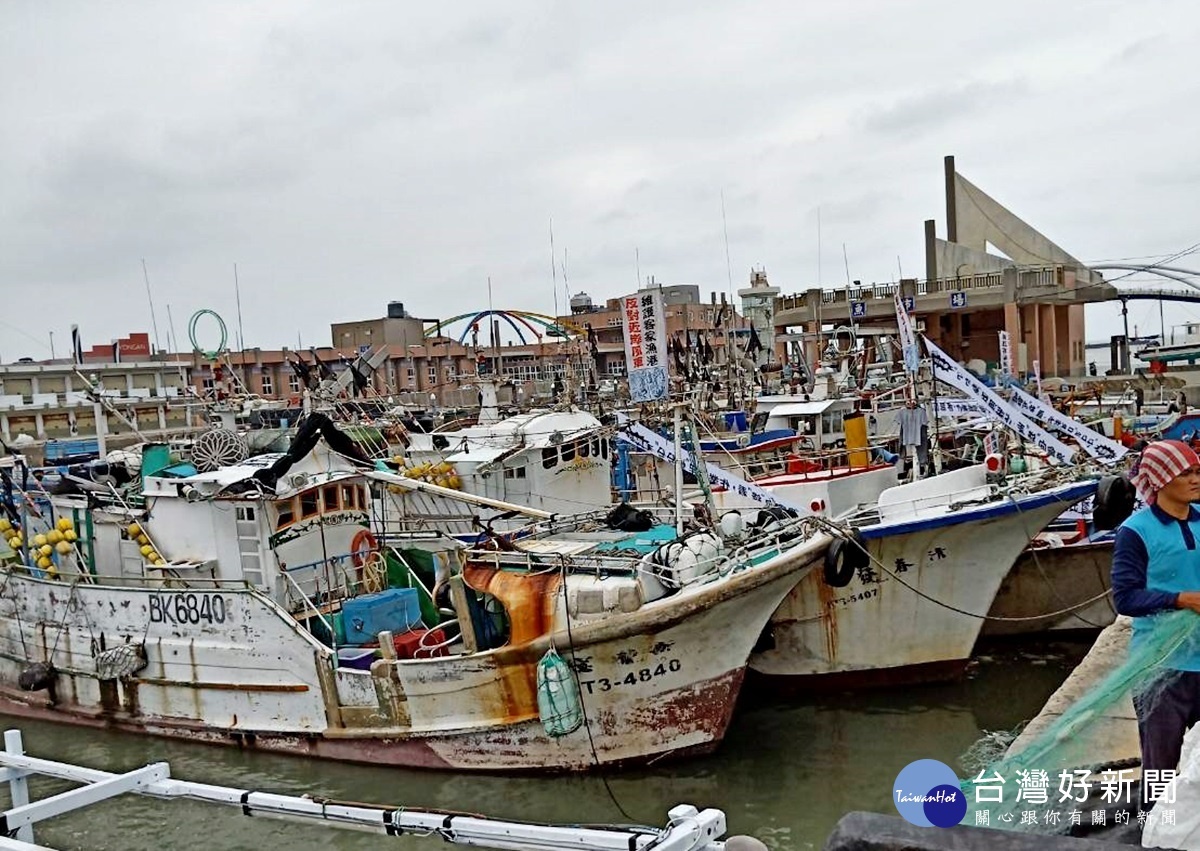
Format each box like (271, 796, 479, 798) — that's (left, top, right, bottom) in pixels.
(448, 575, 479, 654)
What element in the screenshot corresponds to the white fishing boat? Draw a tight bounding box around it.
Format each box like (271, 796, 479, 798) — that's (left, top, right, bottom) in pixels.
(747, 464, 1100, 686)
(0, 415, 832, 771)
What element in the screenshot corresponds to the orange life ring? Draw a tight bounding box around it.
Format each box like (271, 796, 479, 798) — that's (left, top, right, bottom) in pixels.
(350, 529, 378, 567)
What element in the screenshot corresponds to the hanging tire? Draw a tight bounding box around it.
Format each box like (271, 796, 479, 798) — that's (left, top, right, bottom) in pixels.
(824, 530, 867, 587)
(1093, 475, 1136, 531)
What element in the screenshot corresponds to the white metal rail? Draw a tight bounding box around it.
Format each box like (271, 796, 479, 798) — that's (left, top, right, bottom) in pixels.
(0, 730, 731, 851)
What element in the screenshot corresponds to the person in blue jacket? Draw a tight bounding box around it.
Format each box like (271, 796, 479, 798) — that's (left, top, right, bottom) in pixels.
(1111, 439, 1200, 800)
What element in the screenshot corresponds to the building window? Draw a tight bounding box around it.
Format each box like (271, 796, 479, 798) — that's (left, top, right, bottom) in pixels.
(607, 317, 621, 327)
(407, 366, 416, 385)
(201, 377, 215, 392)
(288, 374, 301, 393)
(444, 365, 456, 382)
(261, 373, 273, 395)
(427, 365, 437, 384)
(607, 361, 626, 376)
(236, 506, 256, 521)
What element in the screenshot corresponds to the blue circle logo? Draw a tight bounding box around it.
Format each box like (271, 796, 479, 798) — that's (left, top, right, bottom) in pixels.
(892, 760, 966, 828)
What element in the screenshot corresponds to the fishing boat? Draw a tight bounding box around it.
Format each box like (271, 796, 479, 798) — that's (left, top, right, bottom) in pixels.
(0, 415, 832, 772)
(981, 529, 1116, 637)
(747, 463, 1101, 686)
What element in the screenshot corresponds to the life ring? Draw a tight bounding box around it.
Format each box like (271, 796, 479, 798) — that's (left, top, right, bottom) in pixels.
(1093, 475, 1136, 531)
(350, 529, 379, 568)
(824, 530, 868, 588)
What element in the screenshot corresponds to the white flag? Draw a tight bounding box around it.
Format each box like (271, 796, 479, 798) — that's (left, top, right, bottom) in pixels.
(1007, 385, 1127, 464)
(894, 291, 919, 373)
(924, 336, 1075, 463)
(616, 415, 808, 513)
(998, 331, 1014, 379)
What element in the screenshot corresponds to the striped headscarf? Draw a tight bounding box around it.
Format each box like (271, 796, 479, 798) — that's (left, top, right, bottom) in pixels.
(1131, 439, 1200, 505)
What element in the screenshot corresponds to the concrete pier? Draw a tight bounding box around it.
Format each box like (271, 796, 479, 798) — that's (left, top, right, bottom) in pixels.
(1008, 617, 1140, 770)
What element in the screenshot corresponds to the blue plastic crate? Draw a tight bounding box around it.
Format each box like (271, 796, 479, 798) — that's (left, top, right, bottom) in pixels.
(341, 588, 422, 645)
(336, 647, 377, 671)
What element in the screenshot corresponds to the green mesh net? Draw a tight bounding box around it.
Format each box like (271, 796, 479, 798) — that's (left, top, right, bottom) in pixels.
(961, 610, 1200, 832)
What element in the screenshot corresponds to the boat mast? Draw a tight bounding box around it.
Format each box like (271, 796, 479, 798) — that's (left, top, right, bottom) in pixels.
(673, 403, 684, 536)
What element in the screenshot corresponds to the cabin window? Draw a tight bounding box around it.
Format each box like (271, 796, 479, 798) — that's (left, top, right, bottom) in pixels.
(300, 491, 319, 519)
(359, 486, 369, 508)
(561, 442, 576, 463)
(542, 447, 558, 469)
(601, 437, 609, 459)
(579, 440, 590, 458)
(504, 466, 527, 479)
(342, 484, 358, 510)
(592, 437, 601, 457)
(322, 485, 340, 511)
(276, 499, 296, 529)
(236, 506, 256, 522)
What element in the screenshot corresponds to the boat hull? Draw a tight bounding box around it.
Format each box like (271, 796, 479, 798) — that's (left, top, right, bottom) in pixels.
(748, 481, 1097, 686)
(981, 540, 1115, 636)
(0, 534, 827, 772)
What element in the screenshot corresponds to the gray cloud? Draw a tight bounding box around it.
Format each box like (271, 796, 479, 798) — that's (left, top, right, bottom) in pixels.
(1, 0, 1198, 360)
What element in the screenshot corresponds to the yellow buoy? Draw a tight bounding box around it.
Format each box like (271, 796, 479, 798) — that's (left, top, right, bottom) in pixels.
(39, 544, 52, 556)
(33, 534, 47, 547)
(136, 534, 149, 546)
(57, 517, 73, 532)
(127, 523, 141, 538)
(46, 530, 62, 544)
(140, 545, 153, 557)
(153, 557, 166, 566)
(148, 552, 161, 563)
(0, 519, 10, 533)
(64, 530, 78, 542)
(7, 537, 20, 550)
(36, 557, 51, 569)
(55, 541, 71, 555)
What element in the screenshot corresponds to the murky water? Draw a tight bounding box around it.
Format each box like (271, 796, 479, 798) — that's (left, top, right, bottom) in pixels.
(0, 639, 1090, 851)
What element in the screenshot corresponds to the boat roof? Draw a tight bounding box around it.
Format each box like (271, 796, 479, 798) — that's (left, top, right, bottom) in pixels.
(763, 400, 842, 417)
(410, 410, 603, 459)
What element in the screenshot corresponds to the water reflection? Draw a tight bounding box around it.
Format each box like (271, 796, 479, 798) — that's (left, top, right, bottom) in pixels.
(0, 639, 1089, 851)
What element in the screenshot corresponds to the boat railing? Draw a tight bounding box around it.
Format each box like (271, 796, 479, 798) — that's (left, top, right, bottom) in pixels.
(280, 568, 337, 643)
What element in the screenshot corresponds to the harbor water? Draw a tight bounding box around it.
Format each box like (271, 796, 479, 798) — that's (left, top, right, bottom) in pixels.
(0, 638, 1090, 851)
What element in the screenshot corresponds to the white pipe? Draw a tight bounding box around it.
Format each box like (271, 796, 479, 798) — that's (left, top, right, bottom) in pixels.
(365, 470, 554, 520)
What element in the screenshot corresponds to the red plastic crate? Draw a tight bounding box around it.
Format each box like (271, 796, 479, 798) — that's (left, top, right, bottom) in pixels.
(393, 628, 448, 659)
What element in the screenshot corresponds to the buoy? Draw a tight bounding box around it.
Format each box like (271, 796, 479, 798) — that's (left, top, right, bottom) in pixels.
(38, 544, 52, 556)
(147, 551, 160, 563)
(57, 517, 73, 532)
(127, 523, 141, 538)
(536, 648, 584, 737)
(36, 557, 51, 569)
(0, 519, 10, 533)
(140, 545, 153, 557)
(33, 534, 47, 547)
(136, 535, 149, 546)
(64, 530, 78, 542)
(8, 536, 21, 550)
(46, 530, 62, 544)
(55, 541, 71, 555)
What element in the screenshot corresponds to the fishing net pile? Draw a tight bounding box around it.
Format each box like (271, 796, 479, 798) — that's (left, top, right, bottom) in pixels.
(960, 610, 1200, 844)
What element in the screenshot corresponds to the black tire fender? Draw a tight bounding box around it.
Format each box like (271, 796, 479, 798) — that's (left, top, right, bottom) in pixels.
(1093, 475, 1136, 531)
(824, 530, 868, 587)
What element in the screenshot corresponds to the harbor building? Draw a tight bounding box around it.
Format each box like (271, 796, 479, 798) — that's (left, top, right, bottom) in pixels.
(774, 156, 1121, 378)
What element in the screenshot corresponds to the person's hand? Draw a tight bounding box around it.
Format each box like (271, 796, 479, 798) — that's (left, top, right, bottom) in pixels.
(1175, 591, 1200, 614)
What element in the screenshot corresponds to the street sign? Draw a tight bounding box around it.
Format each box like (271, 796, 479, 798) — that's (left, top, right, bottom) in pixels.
(851, 301, 866, 319)
(950, 291, 967, 309)
(902, 296, 915, 312)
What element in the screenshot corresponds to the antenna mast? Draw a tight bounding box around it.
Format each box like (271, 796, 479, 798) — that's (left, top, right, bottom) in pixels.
(141, 259, 162, 353)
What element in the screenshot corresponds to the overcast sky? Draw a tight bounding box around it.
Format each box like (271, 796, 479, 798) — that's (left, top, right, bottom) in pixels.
(3, 1, 1199, 362)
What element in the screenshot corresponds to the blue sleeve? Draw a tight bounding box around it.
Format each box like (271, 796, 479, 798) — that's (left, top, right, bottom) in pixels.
(1111, 525, 1180, 616)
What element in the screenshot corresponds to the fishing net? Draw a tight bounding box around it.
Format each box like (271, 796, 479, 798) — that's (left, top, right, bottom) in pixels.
(961, 609, 1200, 834)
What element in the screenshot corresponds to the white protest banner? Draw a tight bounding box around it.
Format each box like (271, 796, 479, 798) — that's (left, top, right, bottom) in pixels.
(1007, 385, 1128, 464)
(923, 336, 1075, 463)
(998, 331, 1014, 379)
(621, 290, 670, 402)
(1032, 359, 1045, 401)
(616, 415, 808, 513)
(894, 291, 919, 373)
(933, 398, 989, 419)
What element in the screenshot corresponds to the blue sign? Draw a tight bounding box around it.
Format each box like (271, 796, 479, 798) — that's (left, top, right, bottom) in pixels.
(950, 291, 967, 309)
(902, 296, 915, 312)
(358, 344, 371, 355)
(851, 301, 867, 319)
